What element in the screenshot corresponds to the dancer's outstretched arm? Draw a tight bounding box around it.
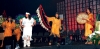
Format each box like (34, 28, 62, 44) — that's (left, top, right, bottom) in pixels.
(45, 15, 54, 22)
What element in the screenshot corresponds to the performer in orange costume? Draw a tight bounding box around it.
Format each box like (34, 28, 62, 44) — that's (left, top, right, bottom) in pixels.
(84, 8, 94, 44)
(2, 16, 16, 49)
(14, 24, 21, 49)
(85, 8, 94, 36)
(14, 27, 21, 42)
(45, 12, 61, 46)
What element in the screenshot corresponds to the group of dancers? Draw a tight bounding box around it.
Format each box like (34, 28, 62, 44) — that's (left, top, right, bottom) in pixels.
(1, 6, 95, 48)
(1, 11, 62, 49)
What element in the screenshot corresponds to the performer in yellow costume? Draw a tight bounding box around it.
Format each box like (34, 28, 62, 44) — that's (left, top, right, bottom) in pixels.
(45, 12, 61, 46)
(85, 8, 94, 37)
(84, 8, 94, 44)
(14, 24, 21, 49)
(14, 27, 21, 42)
(2, 16, 16, 49)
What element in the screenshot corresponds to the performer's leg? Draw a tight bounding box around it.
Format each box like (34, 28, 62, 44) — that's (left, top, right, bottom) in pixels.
(26, 36, 30, 47)
(54, 36, 60, 46)
(49, 35, 54, 45)
(15, 34, 20, 49)
(56, 34, 60, 46)
(55, 37, 58, 44)
(23, 40, 27, 47)
(27, 41, 30, 47)
(3, 37, 7, 49)
(85, 36, 88, 44)
(23, 37, 27, 47)
(4, 36, 13, 49)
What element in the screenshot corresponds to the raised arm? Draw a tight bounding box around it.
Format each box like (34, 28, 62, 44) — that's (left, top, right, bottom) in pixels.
(45, 15, 55, 22)
(82, 13, 93, 23)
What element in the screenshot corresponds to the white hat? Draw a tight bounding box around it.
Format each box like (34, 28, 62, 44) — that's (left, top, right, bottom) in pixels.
(26, 12, 30, 15)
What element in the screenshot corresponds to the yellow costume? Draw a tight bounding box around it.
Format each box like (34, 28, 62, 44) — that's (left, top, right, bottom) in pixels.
(47, 17, 61, 37)
(85, 13, 93, 36)
(14, 27, 21, 41)
(2, 21, 16, 37)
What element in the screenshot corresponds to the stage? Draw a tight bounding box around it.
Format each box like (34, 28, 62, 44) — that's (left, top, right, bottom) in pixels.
(20, 45, 100, 49)
(19, 41, 100, 49)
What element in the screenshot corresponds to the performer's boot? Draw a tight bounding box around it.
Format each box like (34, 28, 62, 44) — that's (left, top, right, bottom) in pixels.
(15, 41, 20, 49)
(49, 35, 53, 45)
(23, 40, 27, 47)
(27, 41, 30, 47)
(85, 36, 88, 44)
(55, 37, 60, 46)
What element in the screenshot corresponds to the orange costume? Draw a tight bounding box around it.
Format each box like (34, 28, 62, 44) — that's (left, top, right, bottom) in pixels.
(2, 21, 16, 37)
(14, 27, 21, 41)
(47, 17, 61, 37)
(85, 13, 94, 36)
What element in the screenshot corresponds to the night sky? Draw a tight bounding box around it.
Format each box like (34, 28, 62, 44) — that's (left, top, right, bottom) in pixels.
(0, 0, 57, 18)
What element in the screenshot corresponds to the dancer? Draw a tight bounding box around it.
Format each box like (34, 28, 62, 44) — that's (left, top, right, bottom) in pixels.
(21, 12, 36, 47)
(45, 12, 62, 46)
(14, 24, 21, 49)
(83, 8, 94, 44)
(2, 16, 16, 49)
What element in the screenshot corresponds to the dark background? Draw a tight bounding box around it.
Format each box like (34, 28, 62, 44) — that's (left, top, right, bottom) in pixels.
(0, 0, 61, 18)
(0, 0, 62, 32)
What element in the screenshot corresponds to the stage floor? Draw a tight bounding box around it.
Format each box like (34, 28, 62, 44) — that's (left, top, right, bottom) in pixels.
(20, 41, 100, 49)
(20, 45, 100, 49)
(0, 41, 100, 49)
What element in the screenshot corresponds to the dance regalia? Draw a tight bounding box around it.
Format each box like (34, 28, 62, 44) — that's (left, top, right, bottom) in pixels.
(22, 17, 35, 40)
(2, 21, 16, 49)
(47, 17, 61, 37)
(77, 13, 94, 37)
(14, 26, 21, 49)
(36, 5, 61, 37)
(36, 5, 62, 46)
(14, 26, 21, 41)
(85, 13, 94, 36)
(36, 5, 51, 31)
(2, 21, 16, 37)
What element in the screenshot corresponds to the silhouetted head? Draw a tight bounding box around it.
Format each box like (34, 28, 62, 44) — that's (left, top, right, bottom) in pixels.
(7, 16, 12, 21)
(25, 12, 30, 18)
(55, 12, 59, 19)
(86, 8, 92, 14)
(7, 16, 13, 23)
(25, 12, 31, 20)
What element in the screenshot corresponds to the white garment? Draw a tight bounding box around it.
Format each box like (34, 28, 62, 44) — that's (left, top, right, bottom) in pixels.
(23, 40, 27, 47)
(89, 31, 100, 39)
(22, 17, 35, 40)
(23, 40, 30, 47)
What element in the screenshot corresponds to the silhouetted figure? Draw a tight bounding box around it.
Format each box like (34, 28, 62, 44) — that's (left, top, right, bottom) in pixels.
(74, 29, 80, 42)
